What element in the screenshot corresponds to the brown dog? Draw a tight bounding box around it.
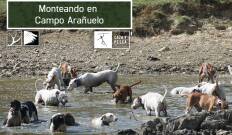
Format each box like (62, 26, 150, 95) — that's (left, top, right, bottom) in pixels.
(183, 92, 228, 114)
(199, 63, 216, 83)
(59, 63, 77, 86)
(60, 63, 77, 78)
(113, 81, 141, 104)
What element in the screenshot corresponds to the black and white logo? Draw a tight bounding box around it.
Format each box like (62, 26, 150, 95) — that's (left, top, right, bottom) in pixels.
(94, 31, 112, 48)
(7, 30, 22, 46)
(23, 31, 39, 45)
(94, 31, 130, 49)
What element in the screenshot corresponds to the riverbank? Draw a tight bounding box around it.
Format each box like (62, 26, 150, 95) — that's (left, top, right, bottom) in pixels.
(0, 25, 232, 79)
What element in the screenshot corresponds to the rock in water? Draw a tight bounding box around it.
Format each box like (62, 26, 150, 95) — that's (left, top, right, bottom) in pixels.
(166, 112, 207, 132)
(141, 118, 165, 135)
(117, 129, 139, 135)
(140, 110, 232, 135)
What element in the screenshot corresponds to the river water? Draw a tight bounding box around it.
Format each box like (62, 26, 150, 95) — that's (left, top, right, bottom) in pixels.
(0, 74, 231, 134)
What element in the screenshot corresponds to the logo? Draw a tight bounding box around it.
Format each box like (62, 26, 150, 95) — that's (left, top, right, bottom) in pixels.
(7, 30, 40, 46)
(94, 31, 112, 48)
(112, 31, 130, 49)
(23, 31, 39, 45)
(7, 30, 22, 46)
(94, 31, 130, 49)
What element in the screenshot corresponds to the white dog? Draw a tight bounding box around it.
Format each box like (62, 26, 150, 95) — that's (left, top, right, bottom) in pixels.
(35, 89, 68, 106)
(198, 81, 226, 100)
(44, 67, 65, 90)
(67, 64, 120, 93)
(170, 86, 199, 96)
(170, 82, 226, 100)
(131, 89, 168, 117)
(91, 113, 118, 127)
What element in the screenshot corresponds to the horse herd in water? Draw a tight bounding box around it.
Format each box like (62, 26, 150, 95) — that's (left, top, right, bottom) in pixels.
(2, 63, 232, 132)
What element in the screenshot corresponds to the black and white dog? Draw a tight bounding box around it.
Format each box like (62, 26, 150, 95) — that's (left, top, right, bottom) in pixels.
(91, 113, 118, 127)
(49, 113, 76, 132)
(21, 101, 38, 123)
(3, 100, 22, 127)
(3, 100, 38, 127)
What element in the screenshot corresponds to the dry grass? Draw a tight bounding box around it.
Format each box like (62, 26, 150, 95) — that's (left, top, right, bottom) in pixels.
(133, 0, 183, 6)
(0, 0, 6, 13)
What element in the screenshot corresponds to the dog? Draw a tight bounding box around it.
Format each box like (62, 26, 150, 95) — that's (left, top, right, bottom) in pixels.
(91, 113, 118, 127)
(170, 82, 226, 100)
(197, 81, 226, 100)
(21, 101, 38, 123)
(44, 67, 65, 90)
(67, 63, 120, 93)
(3, 100, 21, 127)
(131, 89, 168, 117)
(49, 113, 76, 132)
(35, 89, 68, 106)
(49, 113, 66, 132)
(170, 86, 199, 96)
(182, 92, 228, 114)
(64, 113, 76, 126)
(199, 63, 216, 83)
(59, 63, 78, 86)
(113, 80, 141, 104)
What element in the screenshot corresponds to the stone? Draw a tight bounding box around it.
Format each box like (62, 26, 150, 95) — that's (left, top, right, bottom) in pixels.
(158, 47, 170, 52)
(215, 25, 227, 30)
(216, 130, 230, 135)
(117, 129, 139, 135)
(170, 66, 178, 72)
(5, 71, 12, 77)
(201, 119, 228, 130)
(139, 70, 147, 74)
(147, 56, 160, 61)
(141, 118, 165, 134)
(140, 111, 232, 135)
(33, 49, 39, 53)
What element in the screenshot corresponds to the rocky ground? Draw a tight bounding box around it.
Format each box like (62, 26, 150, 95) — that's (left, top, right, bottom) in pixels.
(0, 24, 232, 79)
(0, 0, 232, 79)
(118, 110, 232, 135)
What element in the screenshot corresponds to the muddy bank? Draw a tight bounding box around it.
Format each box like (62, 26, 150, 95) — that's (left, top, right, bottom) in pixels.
(0, 24, 232, 79)
(118, 110, 232, 135)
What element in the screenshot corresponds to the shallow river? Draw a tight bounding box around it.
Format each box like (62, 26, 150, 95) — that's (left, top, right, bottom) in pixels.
(0, 74, 231, 135)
